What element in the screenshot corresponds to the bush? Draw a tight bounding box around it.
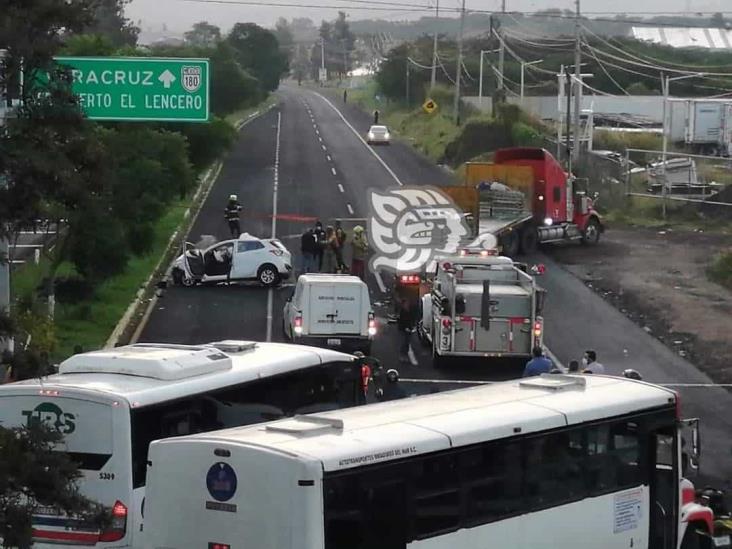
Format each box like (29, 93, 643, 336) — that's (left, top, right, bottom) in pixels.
(708, 251, 732, 290)
(512, 122, 543, 147)
(444, 118, 513, 166)
(55, 277, 95, 304)
(174, 117, 237, 172)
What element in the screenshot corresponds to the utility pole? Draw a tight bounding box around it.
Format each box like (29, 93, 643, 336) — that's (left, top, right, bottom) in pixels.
(453, 0, 466, 125)
(497, 27, 505, 92)
(430, 0, 439, 89)
(321, 38, 325, 70)
(565, 71, 572, 170)
(406, 58, 410, 107)
(572, 0, 582, 166)
(0, 49, 10, 353)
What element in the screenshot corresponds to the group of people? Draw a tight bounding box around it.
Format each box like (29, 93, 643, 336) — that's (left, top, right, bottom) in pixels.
(300, 220, 370, 279)
(523, 348, 605, 377)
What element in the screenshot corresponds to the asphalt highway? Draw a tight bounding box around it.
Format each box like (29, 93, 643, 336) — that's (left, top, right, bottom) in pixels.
(139, 86, 732, 489)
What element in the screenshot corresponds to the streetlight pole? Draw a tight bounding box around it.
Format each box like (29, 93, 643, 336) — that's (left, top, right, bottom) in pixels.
(453, 0, 466, 125)
(520, 59, 543, 100)
(430, 0, 439, 90)
(572, 0, 582, 166)
(661, 72, 704, 219)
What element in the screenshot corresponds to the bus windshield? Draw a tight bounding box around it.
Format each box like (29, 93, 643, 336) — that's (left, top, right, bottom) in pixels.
(130, 361, 362, 487)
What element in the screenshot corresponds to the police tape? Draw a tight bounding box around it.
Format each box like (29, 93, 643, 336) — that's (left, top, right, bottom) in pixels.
(399, 378, 732, 388)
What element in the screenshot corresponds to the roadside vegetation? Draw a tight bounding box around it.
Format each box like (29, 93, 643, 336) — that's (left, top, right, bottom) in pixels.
(707, 252, 732, 290)
(1, 3, 288, 366)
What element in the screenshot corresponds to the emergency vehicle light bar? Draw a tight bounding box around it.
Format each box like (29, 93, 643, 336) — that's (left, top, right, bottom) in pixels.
(399, 275, 420, 284)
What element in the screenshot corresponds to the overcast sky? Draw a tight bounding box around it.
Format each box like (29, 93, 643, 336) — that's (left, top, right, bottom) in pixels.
(126, 0, 730, 33)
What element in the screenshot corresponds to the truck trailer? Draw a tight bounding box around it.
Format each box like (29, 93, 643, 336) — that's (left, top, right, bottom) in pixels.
(444, 148, 603, 256)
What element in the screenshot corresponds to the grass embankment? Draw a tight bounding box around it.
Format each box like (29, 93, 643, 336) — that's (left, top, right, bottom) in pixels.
(13, 98, 274, 361)
(349, 82, 462, 163)
(12, 198, 189, 359)
(708, 252, 732, 290)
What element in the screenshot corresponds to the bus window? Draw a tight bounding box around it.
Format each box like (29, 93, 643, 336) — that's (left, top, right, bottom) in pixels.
(524, 431, 585, 508)
(324, 474, 364, 549)
(412, 454, 460, 537)
(461, 441, 522, 525)
(612, 422, 642, 487)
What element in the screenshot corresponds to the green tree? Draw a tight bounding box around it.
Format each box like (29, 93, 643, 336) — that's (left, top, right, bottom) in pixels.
(332, 11, 355, 75)
(208, 42, 262, 116)
(85, 0, 138, 46)
(61, 33, 117, 56)
(226, 23, 288, 92)
(274, 17, 294, 50)
(0, 424, 105, 548)
(184, 20, 222, 47)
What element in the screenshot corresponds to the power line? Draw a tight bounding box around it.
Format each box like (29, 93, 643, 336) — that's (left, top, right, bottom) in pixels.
(582, 38, 630, 95)
(176, 0, 435, 12)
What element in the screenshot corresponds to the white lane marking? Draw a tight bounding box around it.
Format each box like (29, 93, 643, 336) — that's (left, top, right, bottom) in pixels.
(315, 129, 319, 135)
(338, 184, 344, 193)
(347, 203, 354, 215)
(318, 136, 323, 142)
(266, 111, 282, 343)
(327, 155, 332, 162)
(321, 144, 327, 151)
(331, 167, 337, 176)
(313, 123, 317, 128)
(12, 244, 44, 248)
(312, 91, 403, 186)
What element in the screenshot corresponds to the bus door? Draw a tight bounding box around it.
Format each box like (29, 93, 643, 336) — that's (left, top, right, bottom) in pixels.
(649, 426, 679, 549)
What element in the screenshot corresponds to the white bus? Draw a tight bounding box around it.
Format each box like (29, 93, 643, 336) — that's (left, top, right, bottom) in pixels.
(0, 341, 368, 548)
(144, 374, 713, 549)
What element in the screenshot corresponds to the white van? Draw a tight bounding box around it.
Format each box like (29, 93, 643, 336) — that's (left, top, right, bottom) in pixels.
(0, 341, 367, 548)
(283, 274, 376, 354)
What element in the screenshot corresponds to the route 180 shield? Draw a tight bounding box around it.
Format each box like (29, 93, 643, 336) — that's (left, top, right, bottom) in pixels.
(181, 66, 202, 93)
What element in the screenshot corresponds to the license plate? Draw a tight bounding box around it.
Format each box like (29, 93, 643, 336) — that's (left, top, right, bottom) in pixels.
(327, 339, 341, 346)
(714, 535, 731, 547)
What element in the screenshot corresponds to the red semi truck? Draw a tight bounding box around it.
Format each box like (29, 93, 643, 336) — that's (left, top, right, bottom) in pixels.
(445, 147, 604, 256)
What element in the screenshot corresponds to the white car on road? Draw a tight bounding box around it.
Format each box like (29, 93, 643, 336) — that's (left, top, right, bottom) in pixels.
(366, 125, 390, 145)
(172, 233, 292, 287)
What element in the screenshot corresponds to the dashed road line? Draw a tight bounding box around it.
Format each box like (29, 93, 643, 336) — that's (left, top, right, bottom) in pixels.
(331, 167, 337, 176)
(312, 91, 403, 186)
(321, 144, 327, 151)
(338, 184, 344, 193)
(327, 155, 332, 162)
(347, 203, 354, 215)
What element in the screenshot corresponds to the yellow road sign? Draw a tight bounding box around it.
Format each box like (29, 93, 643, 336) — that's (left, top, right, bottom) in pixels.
(422, 98, 437, 114)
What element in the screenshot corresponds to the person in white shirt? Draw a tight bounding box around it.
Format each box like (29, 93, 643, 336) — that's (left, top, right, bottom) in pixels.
(582, 350, 605, 374)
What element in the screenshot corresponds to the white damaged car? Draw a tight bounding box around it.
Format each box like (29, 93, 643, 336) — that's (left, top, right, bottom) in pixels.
(171, 233, 292, 287)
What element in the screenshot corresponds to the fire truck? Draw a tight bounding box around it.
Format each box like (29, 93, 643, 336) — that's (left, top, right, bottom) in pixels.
(416, 248, 546, 368)
(444, 147, 604, 256)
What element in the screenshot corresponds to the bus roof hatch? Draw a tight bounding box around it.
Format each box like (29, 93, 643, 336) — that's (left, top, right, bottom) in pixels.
(265, 415, 344, 436)
(519, 374, 587, 391)
(58, 343, 233, 381)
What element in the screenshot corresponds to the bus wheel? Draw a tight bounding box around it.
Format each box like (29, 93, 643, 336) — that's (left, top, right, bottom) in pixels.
(520, 227, 538, 254)
(500, 231, 520, 257)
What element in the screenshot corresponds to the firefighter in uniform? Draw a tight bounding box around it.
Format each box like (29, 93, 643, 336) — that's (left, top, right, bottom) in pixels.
(225, 194, 242, 239)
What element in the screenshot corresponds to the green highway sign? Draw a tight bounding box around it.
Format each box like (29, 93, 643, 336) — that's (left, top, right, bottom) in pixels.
(54, 56, 210, 122)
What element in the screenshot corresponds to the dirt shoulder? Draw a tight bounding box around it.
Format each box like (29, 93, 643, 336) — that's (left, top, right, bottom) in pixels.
(546, 225, 732, 384)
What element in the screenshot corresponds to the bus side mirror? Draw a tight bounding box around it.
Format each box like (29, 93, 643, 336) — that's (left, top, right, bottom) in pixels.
(680, 418, 701, 473)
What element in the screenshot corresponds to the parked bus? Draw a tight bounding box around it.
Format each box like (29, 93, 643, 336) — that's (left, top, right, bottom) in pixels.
(144, 374, 712, 549)
(0, 341, 368, 548)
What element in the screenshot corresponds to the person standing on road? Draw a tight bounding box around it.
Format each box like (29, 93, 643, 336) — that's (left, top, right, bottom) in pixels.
(313, 220, 326, 271)
(350, 225, 369, 280)
(321, 226, 339, 273)
(398, 298, 418, 363)
(343, 89, 348, 103)
(582, 350, 605, 374)
(224, 194, 242, 239)
(522, 346, 553, 377)
(373, 109, 380, 124)
(334, 220, 347, 272)
(300, 228, 317, 274)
